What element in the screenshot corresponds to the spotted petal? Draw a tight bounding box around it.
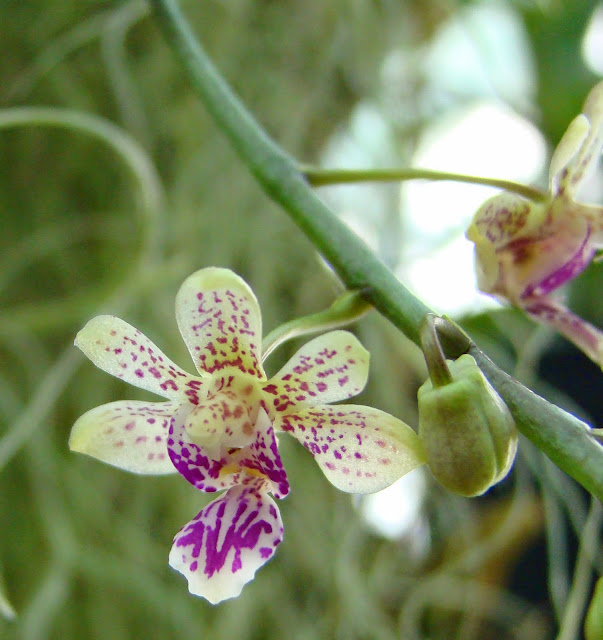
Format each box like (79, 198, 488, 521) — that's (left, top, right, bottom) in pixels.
(175, 267, 265, 380)
(69, 400, 177, 474)
(263, 330, 369, 414)
(75, 315, 201, 402)
(278, 405, 425, 493)
(169, 481, 283, 604)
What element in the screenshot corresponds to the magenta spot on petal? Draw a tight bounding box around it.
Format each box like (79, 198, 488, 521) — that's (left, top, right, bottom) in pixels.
(259, 547, 272, 559)
(124, 421, 135, 431)
(134, 369, 144, 378)
(263, 384, 278, 395)
(190, 561, 198, 572)
(325, 462, 335, 470)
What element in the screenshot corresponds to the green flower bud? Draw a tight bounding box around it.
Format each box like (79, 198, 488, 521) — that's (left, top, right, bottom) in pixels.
(418, 353, 517, 497)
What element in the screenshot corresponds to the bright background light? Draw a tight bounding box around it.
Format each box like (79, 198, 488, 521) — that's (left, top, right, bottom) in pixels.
(399, 101, 547, 316)
(356, 469, 429, 546)
(583, 4, 603, 76)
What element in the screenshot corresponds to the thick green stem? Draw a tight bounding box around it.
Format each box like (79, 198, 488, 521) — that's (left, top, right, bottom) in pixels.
(149, 0, 603, 501)
(470, 346, 603, 501)
(302, 166, 548, 202)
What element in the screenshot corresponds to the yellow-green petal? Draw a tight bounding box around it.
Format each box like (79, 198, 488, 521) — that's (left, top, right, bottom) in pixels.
(69, 400, 179, 474)
(550, 81, 603, 197)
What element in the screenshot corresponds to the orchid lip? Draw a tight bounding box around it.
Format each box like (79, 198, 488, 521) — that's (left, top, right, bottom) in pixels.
(521, 226, 595, 299)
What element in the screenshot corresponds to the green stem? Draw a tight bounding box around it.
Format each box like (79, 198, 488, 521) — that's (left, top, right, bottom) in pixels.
(149, 0, 430, 345)
(469, 346, 603, 502)
(302, 166, 548, 202)
(420, 314, 453, 388)
(149, 0, 603, 501)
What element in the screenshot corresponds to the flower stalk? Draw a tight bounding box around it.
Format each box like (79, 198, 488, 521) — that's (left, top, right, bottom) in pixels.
(301, 165, 548, 202)
(420, 314, 453, 389)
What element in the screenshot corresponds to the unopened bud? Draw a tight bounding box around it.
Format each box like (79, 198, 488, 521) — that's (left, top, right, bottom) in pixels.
(418, 354, 517, 497)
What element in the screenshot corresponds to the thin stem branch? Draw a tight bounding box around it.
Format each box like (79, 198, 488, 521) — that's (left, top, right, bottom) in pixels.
(261, 290, 372, 362)
(556, 499, 602, 640)
(149, 0, 603, 501)
(302, 166, 548, 202)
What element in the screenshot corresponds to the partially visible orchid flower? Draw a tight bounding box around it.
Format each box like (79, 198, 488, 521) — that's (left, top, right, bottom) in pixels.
(466, 82, 603, 367)
(69, 267, 424, 603)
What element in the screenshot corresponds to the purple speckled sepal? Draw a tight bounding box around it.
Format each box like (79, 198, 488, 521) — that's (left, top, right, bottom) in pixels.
(74, 315, 201, 401)
(175, 268, 265, 380)
(278, 404, 425, 494)
(168, 481, 283, 604)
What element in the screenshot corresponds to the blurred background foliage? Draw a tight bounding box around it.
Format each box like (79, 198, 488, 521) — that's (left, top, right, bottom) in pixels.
(0, 0, 602, 638)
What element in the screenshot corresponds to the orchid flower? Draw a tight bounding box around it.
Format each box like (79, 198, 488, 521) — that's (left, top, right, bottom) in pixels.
(69, 267, 425, 603)
(466, 82, 603, 367)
